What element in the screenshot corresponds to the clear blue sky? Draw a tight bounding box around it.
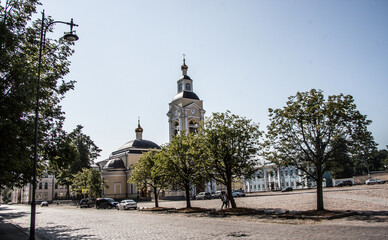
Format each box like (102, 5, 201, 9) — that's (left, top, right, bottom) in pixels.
(37, 0, 388, 162)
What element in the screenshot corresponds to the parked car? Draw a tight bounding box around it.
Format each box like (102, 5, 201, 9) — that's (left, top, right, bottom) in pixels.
(281, 187, 293, 192)
(79, 198, 94, 208)
(95, 198, 118, 209)
(212, 190, 226, 199)
(196, 192, 212, 200)
(337, 180, 353, 187)
(232, 190, 246, 197)
(40, 201, 49, 207)
(366, 178, 386, 185)
(116, 199, 137, 210)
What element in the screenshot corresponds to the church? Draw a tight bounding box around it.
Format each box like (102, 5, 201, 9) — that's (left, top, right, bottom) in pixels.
(167, 58, 205, 140)
(97, 57, 205, 200)
(11, 58, 207, 203)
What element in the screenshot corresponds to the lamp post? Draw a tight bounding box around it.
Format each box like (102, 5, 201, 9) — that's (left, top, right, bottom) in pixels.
(30, 11, 79, 240)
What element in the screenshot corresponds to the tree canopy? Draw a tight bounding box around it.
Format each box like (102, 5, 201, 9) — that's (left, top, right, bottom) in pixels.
(164, 132, 208, 208)
(0, 0, 76, 187)
(204, 111, 262, 208)
(128, 149, 169, 208)
(71, 168, 107, 199)
(264, 89, 375, 210)
(48, 125, 101, 198)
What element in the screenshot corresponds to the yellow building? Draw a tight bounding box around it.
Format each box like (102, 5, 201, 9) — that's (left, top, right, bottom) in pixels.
(96, 121, 160, 200)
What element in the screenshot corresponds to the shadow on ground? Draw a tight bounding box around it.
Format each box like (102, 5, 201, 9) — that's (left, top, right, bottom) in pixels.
(0, 207, 30, 221)
(36, 225, 98, 240)
(348, 211, 388, 223)
(140, 206, 388, 222)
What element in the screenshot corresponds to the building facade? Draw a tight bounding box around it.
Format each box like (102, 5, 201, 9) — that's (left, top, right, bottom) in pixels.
(96, 121, 161, 200)
(11, 174, 69, 204)
(244, 162, 319, 192)
(167, 58, 205, 141)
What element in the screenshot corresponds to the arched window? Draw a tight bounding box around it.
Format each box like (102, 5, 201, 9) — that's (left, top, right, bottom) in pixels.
(38, 182, 42, 189)
(44, 182, 48, 189)
(173, 122, 179, 136)
(189, 121, 198, 134)
(178, 83, 183, 92)
(185, 83, 191, 91)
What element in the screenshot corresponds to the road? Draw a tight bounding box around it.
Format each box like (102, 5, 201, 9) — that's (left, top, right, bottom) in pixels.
(1, 203, 387, 240)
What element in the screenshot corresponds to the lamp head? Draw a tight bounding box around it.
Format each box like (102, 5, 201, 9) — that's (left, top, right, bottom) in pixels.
(64, 18, 79, 41)
(64, 32, 79, 41)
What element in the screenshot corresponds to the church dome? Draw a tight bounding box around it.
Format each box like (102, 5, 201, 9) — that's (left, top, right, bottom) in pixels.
(179, 75, 191, 80)
(119, 139, 161, 150)
(104, 158, 125, 169)
(173, 90, 200, 101)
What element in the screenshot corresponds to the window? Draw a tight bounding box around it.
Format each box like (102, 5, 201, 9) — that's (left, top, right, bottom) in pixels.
(44, 182, 48, 189)
(114, 183, 122, 194)
(55, 183, 58, 189)
(189, 121, 198, 134)
(178, 83, 182, 92)
(174, 122, 179, 136)
(185, 83, 191, 91)
(39, 183, 42, 189)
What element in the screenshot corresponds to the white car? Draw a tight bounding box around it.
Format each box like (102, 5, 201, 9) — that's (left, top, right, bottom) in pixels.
(366, 178, 386, 185)
(116, 199, 137, 210)
(232, 190, 246, 197)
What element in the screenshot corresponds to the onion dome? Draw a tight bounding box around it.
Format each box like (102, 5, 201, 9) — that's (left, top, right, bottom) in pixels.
(104, 158, 125, 169)
(135, 119, 143, 133)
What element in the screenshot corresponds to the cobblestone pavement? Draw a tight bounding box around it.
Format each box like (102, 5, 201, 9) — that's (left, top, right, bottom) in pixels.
(138, 184, 388, 212)
(1, 184, 387, 240)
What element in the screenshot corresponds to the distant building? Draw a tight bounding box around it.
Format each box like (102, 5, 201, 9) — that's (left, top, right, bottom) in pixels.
(244, 162, 319, 192)
(11, 174, 69, 204)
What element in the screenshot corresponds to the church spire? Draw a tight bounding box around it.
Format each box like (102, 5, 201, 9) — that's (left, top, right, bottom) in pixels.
(135, 117, 143, 140)
(181, 54, 188, 76)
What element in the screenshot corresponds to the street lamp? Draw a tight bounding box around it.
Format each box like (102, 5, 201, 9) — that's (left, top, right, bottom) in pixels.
(30, 10, 79, 240)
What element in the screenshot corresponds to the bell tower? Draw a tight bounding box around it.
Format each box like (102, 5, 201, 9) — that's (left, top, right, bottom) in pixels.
(167, 56, 205, 142)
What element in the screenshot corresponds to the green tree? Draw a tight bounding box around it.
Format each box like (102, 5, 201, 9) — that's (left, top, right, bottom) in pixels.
(71, 168, 107, 199)
(129, 150, 169, 208)
(351, 129, 377, 176)
(203, 111, 262, 209)
(264, 89, 374, 211)
(369, 148, 388, 171)
(0, 0, 76, 187)
(1, 186, 12, 203)
(164, 132, 208, 208)
(324, 137, 355, 179)
(46, 131, 78, 198)
(49, 125, 101, 198)
(68, 125, 101, 173)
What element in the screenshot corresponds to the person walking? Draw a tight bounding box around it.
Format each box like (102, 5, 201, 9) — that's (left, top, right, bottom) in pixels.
(221, 193, 228, 209)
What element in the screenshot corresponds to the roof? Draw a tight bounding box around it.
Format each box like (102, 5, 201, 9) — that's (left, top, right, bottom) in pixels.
(173, 90, 200, 101)
(119, 139, 161, 150)
(104, 158, 125, 169)
(179, 75, 191, 80)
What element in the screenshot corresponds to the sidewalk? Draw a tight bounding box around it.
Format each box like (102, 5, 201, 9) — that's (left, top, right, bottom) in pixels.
(0, 217, 42, 240)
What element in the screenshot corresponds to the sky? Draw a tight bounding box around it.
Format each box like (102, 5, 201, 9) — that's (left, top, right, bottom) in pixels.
(36, 0, 388, 162)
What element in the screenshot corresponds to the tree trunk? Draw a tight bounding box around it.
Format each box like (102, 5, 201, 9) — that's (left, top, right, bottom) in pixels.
(66, 184, 70, 199)
(184, 182, 191, 208)
(153, 187, 159, 208)
(226, 174, 236, 208)
(316, 165, 324, 211)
